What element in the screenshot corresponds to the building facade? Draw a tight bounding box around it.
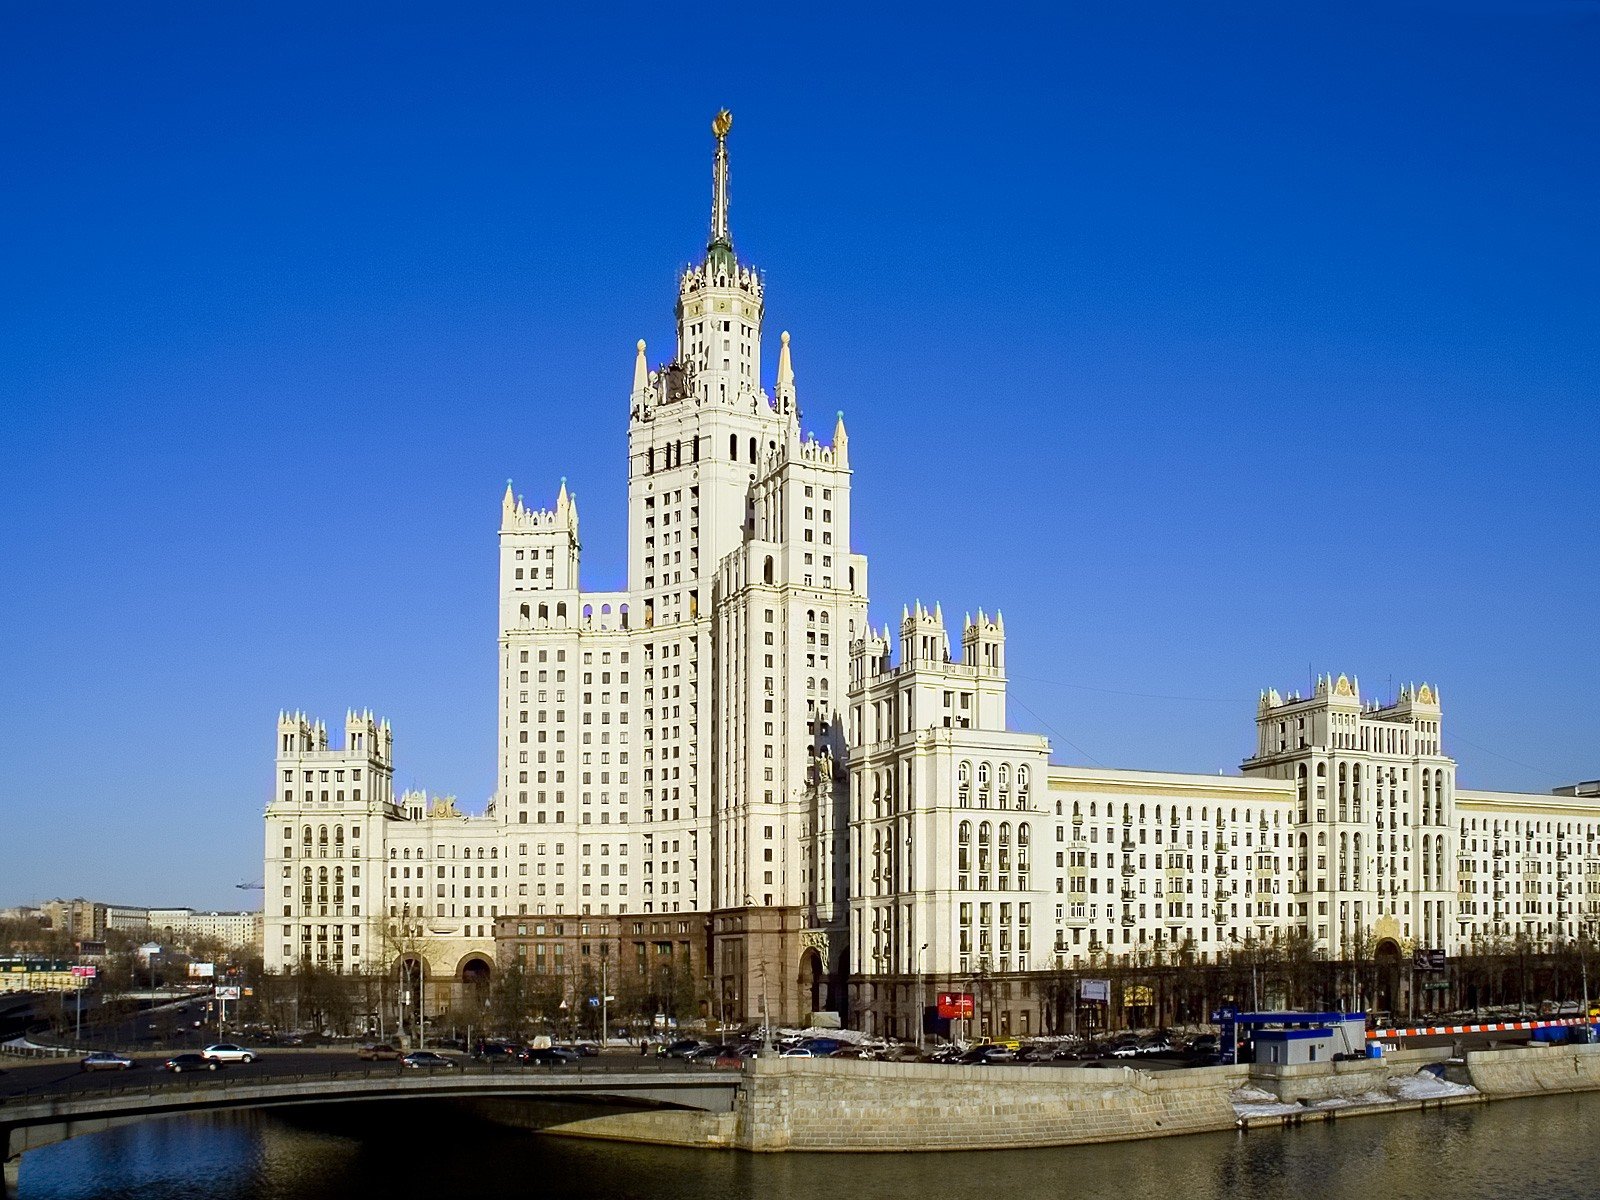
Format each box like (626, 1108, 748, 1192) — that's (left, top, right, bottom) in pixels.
(263, 113, 1597, 1035)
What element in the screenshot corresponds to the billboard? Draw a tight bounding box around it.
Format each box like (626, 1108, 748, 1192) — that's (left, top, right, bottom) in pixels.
(1413, 948, 1447, 971)
(215, 986, 241, 1000)
(188, 962, 216, 978)
(1079, 978, 1110, 1003)
(936, 992, 975, 1019)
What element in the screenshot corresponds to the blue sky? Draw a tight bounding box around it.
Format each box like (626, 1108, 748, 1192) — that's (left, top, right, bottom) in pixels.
(2, 3, 1595, 911)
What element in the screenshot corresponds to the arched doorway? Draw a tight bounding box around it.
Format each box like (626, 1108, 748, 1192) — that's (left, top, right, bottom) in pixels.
(798, 949, 824, 1020)
(460, 955, 492, 1017)
(1374, 939, 1403, 1016)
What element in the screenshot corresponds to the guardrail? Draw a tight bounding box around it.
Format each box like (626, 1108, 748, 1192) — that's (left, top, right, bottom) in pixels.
(0, 1057, 736, 1104)
(1370, 1017, 1592, 1040)
(0, 1039, 78, 1060)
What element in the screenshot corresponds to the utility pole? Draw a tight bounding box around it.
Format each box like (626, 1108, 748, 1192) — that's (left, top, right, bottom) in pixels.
(600, 943, 609, 1050)
(916, 944, 928, 1052)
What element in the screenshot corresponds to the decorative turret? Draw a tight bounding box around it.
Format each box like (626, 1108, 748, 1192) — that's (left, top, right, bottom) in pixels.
(900, 600, 949, 664)
(832, 410, 848, 468)
(962, 608, 1005, 671)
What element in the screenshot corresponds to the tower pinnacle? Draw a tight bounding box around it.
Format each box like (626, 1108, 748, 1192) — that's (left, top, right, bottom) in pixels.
(709, 109, 734, 267)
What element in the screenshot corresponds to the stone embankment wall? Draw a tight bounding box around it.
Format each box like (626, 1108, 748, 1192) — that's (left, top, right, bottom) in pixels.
(544, 1045, 1600, 1153)
(1466, 1042, 1600, 1098)
(1250, 1047, 1449, 1103)
(547, 1058, 1247, 1152)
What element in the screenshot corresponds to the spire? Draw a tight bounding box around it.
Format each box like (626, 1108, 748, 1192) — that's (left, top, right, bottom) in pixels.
(776, 330, 795, 411)
(632, 340, 648, 396)
(708, 109, 734, 269)
(502, 479, 515, 520)
(557, 477, 569, 513)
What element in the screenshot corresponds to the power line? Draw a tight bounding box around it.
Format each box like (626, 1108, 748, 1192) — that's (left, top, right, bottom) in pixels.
(1007, 690, 1105, 768)
(1445, 729, 1569, 784)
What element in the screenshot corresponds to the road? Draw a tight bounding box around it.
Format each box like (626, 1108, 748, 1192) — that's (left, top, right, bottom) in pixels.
(0, 1047, 719, 1103)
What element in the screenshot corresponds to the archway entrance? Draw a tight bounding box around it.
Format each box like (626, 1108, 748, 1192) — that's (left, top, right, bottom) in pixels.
(460, 956, 492, 1017)
(798, 949, 824, 1020)
(1374, 939, 1403, 1016)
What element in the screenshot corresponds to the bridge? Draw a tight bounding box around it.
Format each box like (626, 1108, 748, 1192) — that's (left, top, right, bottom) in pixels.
(1, 1065, 741, 1192)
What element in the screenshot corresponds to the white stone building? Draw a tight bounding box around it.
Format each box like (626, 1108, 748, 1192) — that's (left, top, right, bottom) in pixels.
(263, 112, 1597, 1035)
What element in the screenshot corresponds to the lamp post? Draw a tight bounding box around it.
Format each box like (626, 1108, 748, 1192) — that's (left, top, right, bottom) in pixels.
(916, 944, 928, 1052)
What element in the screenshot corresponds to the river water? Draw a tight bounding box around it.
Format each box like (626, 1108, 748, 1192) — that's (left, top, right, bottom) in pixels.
(17, 1092, 1600, 1200)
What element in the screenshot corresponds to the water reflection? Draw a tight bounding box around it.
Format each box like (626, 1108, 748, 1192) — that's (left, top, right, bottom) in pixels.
(19, 1094, 1600, 1200)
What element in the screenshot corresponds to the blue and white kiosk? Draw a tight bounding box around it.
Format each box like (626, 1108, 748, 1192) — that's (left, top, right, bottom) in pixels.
(1213, 1007, 1371, 1065)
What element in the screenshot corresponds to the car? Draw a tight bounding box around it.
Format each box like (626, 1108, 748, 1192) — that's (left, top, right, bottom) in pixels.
(688, 1043, 735, 1062)
(474, 1042, 521, 1062)
(357, 1043, 403, 1061)
(778, 1046, 814, 1058)
(657, 1039, 703, 1060)
(568, 1041, 600, 1057)
(202, 1043, 257, 1064)
(164, 1053, 220, 1073)
(80, 1051, 136, 1071)
(1109, 1044, 1140, 1058)
(401, 1051, 460, 1070)
(520, 1046, 578, 1066)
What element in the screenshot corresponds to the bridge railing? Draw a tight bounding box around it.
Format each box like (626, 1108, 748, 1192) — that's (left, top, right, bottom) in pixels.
(0, 1058, 736, 1106)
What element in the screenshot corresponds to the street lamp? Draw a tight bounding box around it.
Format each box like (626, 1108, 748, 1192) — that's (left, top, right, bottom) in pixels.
(916, 944, 928, 1052)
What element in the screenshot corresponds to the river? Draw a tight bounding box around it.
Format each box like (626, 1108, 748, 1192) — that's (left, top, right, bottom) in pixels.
(16, 1092, 1600, 1200)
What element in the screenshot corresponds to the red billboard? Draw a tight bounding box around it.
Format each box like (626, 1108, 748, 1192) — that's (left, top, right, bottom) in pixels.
(936, 992, 975, 1019)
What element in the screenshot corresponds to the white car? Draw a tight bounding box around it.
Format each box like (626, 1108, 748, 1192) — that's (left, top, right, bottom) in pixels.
(202, 1043, 257, 1064)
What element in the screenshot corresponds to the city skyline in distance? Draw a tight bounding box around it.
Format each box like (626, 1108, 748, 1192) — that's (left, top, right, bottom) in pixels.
(2, 4, 1594, 911)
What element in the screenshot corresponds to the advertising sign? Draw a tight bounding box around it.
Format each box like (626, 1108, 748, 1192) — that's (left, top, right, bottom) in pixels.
(1413, 948, 1447, 971)
(936, 992, 975, 1019)
(69, 965, 97, 979)
(215, 986, 241, 1000)
(188, 962, 216, 978)
(1079, 978, 1111, 1003)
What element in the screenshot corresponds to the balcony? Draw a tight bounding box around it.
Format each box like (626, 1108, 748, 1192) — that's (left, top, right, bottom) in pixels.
(1120, 913, 1136, 927)
(1121, 862, 1136, 878)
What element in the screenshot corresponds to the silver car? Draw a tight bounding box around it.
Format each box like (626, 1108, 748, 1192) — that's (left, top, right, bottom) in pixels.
(202, 1043, 257, 1063)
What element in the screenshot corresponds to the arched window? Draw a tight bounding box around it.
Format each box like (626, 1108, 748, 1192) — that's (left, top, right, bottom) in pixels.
(978, 764, 990, 785)
(749, 436, 757, 463)
(763, 557, 774, 585)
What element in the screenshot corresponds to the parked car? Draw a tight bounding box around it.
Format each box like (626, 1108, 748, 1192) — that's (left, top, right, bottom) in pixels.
(80, 1051, 135, 1071)
(1108, 1044, 1140, 1059)
(778, 1046, 814, 1058)
(401, 1051, 460, 1070)
(357, 1043, 403, 1061)
(657, 1039, 703, 1059)
(164, 1053, 220, 1073)
(202, 1043, 257, 1064)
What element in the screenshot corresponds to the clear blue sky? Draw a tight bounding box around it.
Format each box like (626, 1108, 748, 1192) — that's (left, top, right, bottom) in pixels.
(2, 3, 1595, 911)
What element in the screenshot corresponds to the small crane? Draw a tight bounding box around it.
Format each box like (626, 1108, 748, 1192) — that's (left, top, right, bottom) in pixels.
(236, 881, 264, 891)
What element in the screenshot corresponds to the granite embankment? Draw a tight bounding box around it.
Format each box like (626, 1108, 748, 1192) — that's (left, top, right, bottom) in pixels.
(1465, 1041, 1600, 1097)
(544, 1057, 1247, 1151)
